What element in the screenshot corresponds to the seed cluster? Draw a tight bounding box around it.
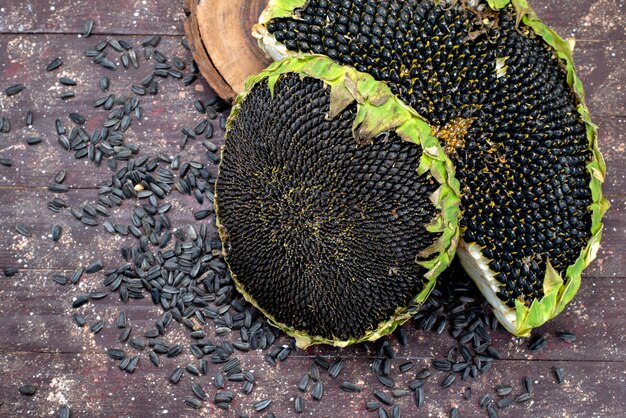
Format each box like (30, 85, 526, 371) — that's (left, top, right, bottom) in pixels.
(217, 73, 440, 341)
(266, 0, 593, 307)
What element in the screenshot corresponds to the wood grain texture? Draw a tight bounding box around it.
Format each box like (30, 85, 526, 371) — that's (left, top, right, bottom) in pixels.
(0, 0, 624, 417)
(1, 266, 624, 361)
(0, 352, 624, 417)
(185, 0, 271, 102)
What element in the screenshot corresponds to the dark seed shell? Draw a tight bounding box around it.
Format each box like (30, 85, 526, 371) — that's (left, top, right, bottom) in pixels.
(59, 404, 71, 418)
(441, 374, 456, 388)
(254, 399, 271, 411)
(3, 267, 18, 277)
(169, 367, 183, 384)
(497, 396, 514, 409)
(297, 373, 309, 392)
(523, 377, 533, 394)
(46, 57, 63, 71)
(414, 388, 424, 408)
(339, 381, 361, 393)
(184, 398, 202, 409)
(528, 336, 548, 352)
(553, 367, 564, 384)
(375, 391, 393, 406)
(85, 260, 103, 274)
(294, 396, 304, 414)
(18, 385, 36, 395)
(311, 380, 324, 401)
(83, 19, 93, 37)
(72, 294, 89, 308)
(15, 223, 32, 237)
(5, 84, 25, 96)
(90, 320, 104, 333)
(557, 331, 576, 342)
(192, 383, 206, 400)
(487, 405, 500, 418)
(463, 387, 472, 400)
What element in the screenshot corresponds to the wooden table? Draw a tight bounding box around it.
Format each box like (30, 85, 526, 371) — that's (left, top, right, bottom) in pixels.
(0, 1, 624, 416)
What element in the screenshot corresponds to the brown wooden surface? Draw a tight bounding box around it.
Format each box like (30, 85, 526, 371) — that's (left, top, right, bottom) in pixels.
(184, 0, 271, 102)
(0, 1, 625, 417)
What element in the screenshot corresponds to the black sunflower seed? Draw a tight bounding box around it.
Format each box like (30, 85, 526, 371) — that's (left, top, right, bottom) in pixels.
(294, 396, 304, 414)
(523, 377, 533, 393)
(366, 401, 380, 412)
(3, 267, 18, 277)
(480, 394, 492, 408)
(52, 274, 67, 285)
(72, 294, 89, 308)
(99, 77, 109, 92)
(528, 336, 548, 352)
(254, 399, 271, 411)
(553, 367, 564, 384)
(46, 58, 63, 71)
(59, 77, 76, 87)
(495, 385, 512, 396)
(441, 373, 455, 388)
(497, 396, 514, 409)
(392, 389, 409, 398)
(375, 391, 393, 406)
(72, 313, 86, 327)
(107, 348, 125, 360)
(186, 364, 200, 376)
(125, 355, 139, 373)
(297, 373, 309, 392)
(184, 398, 201, 409)
(557, 331, 576, 342)
(48, 182, 68, 192)
(311, 381, 324, 401)
(408, 379, 425, 390)
(59, 404, 71, 418)
(432, 360, 452, 371)
(328, 358, 344, 379)
(5, 84, 25, 96)
(414, 388, 424, 407)
(0, 157, 12, 167)
(169, 367, 183, 384)
(192, 383, 206, 400)
(18, 385, 36, 395)
(24, 110, 33, 126)
(60, 92, 75, 100)
(82, 19, 93, 37)
(487, 405, 499, 418)
(85, 260, 103, 274)
(450, 407, 459, 418)
(15, 223, 32, 237)
(90, 320, 104, 333)
(377, 375, 395, 388)
(515, 393, 531, 403)
(70, 268, 83, 284)
(149, 351, 160, 367)
(340, 381, 361, 393)
(463, 387, 472, 400)
(193, 209, 211, 220)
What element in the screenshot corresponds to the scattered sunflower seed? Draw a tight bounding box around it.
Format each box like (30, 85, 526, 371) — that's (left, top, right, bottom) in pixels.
(46, 58, 63, 71)
(5, 84, 25, 96)
(18, 385, 36, 396)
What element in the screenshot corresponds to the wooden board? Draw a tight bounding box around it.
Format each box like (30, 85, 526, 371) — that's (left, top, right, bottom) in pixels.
(184, 0, 271, 102)
(0, 1, 624, 417)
